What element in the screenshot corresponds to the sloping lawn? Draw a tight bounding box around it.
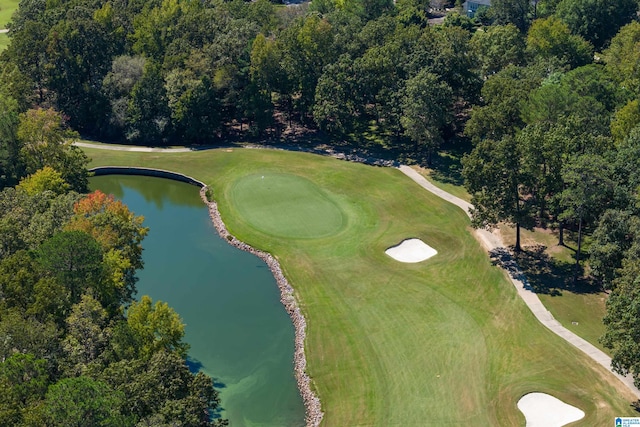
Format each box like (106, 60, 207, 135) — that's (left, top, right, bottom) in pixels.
(84, 146, 637, 426)
(0, 0, 19, 28)
(0, 33, 8, 51)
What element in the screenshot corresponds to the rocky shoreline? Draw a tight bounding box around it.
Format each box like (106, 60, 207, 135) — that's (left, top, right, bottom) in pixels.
(199, 186, 323, 427)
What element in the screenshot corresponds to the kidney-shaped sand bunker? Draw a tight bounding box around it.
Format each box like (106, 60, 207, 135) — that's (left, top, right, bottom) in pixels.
(385, 238, 437, 263)
(517, 393, 585, 427)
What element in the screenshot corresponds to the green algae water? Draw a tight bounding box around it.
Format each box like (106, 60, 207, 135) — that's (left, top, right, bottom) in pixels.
(90, 175, 305, 427)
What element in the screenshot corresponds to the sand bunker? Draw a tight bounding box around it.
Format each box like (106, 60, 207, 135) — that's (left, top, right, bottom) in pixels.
(385, 238, 437, 263)
(517, 393, 585, 427)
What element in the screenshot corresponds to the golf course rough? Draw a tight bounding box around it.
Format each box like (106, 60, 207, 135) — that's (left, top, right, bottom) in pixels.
(230, 173, 346, 239)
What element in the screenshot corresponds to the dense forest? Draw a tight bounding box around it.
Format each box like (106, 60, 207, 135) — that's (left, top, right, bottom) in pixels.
(3, 0, 640, 420)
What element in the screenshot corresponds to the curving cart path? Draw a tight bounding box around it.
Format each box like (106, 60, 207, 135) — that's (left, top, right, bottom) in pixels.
(78, 141, 640, 399)
(398, 165, 640, 399)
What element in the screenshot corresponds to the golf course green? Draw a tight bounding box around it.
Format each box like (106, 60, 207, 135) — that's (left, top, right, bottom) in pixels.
(83, 146, 638, 426)
(231, 173, 345, 239)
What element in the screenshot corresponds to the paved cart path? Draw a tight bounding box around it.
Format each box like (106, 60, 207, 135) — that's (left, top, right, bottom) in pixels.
(78, 141, 640, 398)
(398, 165, 640, 399)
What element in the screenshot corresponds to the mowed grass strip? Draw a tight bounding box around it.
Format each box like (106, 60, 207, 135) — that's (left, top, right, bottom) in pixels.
(85, 147, 638, 426)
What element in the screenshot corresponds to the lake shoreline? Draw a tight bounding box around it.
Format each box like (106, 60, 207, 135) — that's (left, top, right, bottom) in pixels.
(90, 166, 321, 426)
(198, 186, 323, 427)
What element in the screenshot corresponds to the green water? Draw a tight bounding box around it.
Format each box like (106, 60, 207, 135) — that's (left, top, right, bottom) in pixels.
(90, 175, 305, 427)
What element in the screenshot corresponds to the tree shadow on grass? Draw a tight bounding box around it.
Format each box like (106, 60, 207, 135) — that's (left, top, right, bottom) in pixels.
(491, 245, 601, 296)
(427, 145, 468, 187)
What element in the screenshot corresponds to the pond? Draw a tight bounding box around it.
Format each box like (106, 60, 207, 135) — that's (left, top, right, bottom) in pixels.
(90, 174, 305, 427)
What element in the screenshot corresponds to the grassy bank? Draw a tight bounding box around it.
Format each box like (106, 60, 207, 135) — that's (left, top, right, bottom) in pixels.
(0, 0, 18, 27)
(84, 146, 637, 425)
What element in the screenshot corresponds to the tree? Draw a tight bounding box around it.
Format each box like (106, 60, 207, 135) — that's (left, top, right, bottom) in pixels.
(526, 16, 593, 68)
(589, 210, 640, 289)
(61, 294, 110, 376)
(280, 15, 336, 122)
(17, 108, 89, 192)
(0, 353, 48, 426)
(341, 0, 394, 21)
(518, 122, 567, 225)
(250, 34, 287, 95)
(611, 99, 640, 145)
(27, 277, 72, 325)
(39, 376, 131, 427)
(604, 22, 640, 97)
(601, 254, 640, 387)
(0, 189, 80, 259)
(462, 136, 535, 251)
(125, 62, 172, 144)
(0, 311, 61, 368)
(521, 81, 578, 125)
(560, 63, 622, 112)
(558, 154, 614, 272)
(352, 40, 407, 134)
(42, 17, 116, 134)
(0, 250, 40, 311)
(426, 25, 482, 104)
(491, 0, 531, 32)
(314, 55, 360, 135)
(101, 55, 146, 140)
(2, 19, 50, 106)
(555, 0, 637, 51)
(99, 351, 223, 426)
(0, 95, 21, 189)
(36, 231, 105, 304)
(400, 70, 453, 163)
(17, 166, 70, 196)
(465, 63, 550, 143)
(66, 190, 148, 304)
(164, 70, 223, 143)
(470, 24, 526, 78)
(612, 127, 640, 203)
(443, 12, 474, 32)
(126, 295, 189, 360)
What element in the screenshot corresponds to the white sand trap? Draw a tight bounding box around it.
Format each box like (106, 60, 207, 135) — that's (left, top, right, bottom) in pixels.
(385, 238, 437, 263)
(517, 393, 585, 427)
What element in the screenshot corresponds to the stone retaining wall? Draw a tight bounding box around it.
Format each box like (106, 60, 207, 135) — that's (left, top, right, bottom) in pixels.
(90, 166, 206, 187)
(199, 187, 323, 427)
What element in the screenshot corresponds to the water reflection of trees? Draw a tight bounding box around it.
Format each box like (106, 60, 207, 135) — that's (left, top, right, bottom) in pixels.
(90, 175, 204, 209)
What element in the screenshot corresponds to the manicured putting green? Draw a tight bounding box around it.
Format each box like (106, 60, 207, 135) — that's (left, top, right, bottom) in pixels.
(230, 173, 345, 239)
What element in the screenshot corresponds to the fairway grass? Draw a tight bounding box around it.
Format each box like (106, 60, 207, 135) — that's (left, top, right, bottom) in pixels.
(84, 146, 638, 426)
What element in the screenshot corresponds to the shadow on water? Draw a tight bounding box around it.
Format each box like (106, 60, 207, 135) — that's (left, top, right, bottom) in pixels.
(186, 357, 228, 390)
(95, 175, 203, 209)
(490, 245, 600, 296)
(213, 380, 227, 389)
(185, 356, 227, 420)
(186, 356, 205, 374)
